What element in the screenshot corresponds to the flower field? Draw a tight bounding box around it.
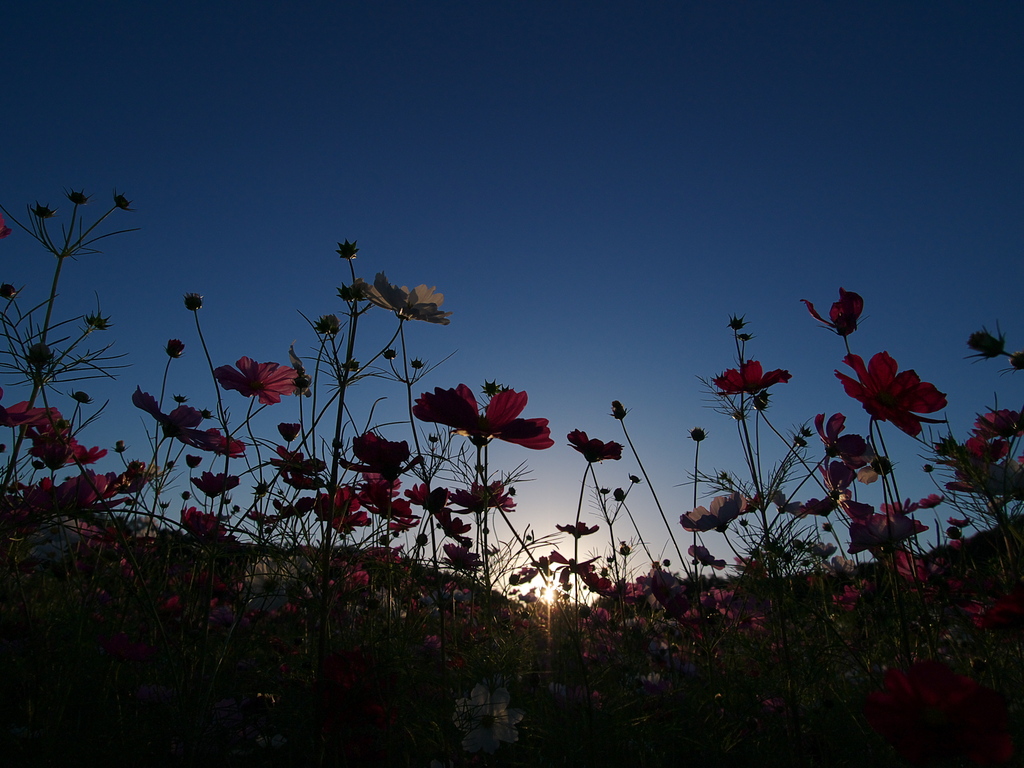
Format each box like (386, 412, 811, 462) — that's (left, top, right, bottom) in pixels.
(1, 192, 1023, 767)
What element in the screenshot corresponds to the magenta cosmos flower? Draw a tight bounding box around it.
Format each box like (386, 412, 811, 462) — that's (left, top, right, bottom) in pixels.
(713, 360, 791, 395)
(214, 356, 296, 405)
(0, 214, 12, 240)
(835, 352, 946, 437)
(413, 384, 553, 449)
(801, 287, 863, 337)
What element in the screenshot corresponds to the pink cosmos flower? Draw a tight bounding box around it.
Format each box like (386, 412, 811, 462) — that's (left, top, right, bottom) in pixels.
(814, 413, 871, 468)
(864, 660, 1013, 765)
(0, 213, 11, 239)
(214, 356, 296, 405)
(689, 544, 726, 570)
(566, 430, 622, 462)
(680, 492, 748, 532)
(713, 360, 791, 395)
(413, 384, 553, 449)
(0, 387, 58, 428)
(801, 287, 863, 336)
(835, 352, 946, 437)
(847, 512, 927, 554)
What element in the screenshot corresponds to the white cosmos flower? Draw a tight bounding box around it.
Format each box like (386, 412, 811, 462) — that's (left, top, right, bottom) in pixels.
(453, 683, 524, 753)
(355, 273, 452, 325)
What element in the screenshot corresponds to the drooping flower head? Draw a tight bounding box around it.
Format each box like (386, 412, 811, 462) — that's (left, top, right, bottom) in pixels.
(566, 430, 622, 462)
(713, 360, 791, 395)
(835, 352, 946, 437)
(864, 660, 1013, 765)
(801, 287, 864, 336)
(413, 384, 553, 449)
(355, 272, 452, 325)
(214, 357, 297, 405)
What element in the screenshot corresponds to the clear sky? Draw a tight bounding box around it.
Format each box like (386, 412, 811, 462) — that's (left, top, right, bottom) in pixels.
(3, 2, 1023, 568)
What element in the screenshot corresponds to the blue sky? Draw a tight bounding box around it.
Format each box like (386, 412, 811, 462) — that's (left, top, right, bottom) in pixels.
(3, 2, 1023, 569)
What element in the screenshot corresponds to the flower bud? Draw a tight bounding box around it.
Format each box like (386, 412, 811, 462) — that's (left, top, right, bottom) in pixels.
(183, 293, 203, 310)
(70, 391, 92, 404)
(383, 349, 397, 360)
(1010, 351, 1024, 371)
(966, 328, 1006, 359)
(689, 427, 707, 442)
(84, 312, 112, 330)
(26, 342, 53, 369)
(613, 488, 625, 502)
(335, 240, 359, 260)
(113, 191, 134, 211)
(277, 422, 301, 442)
(32, 203, 57, 219)
(314, 314, 340, 335)
(0, 284, 17, 299)
(165, 339, 185, 358)
(611, 400, 627, 420)
(114, 440, 126, 453)
(185, 454, 203, 469)
(65, 189, 91, 205)
(410, 359, 423, 369)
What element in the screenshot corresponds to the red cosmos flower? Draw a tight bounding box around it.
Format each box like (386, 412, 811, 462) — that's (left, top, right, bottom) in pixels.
(556, 522, 600, 538)
(340, 432, 423, 482)
(978, 586, 1024, 630)
(801, 287, 864, 336)
(413, 384, 553, 449)
(566, 430, 622, 462)
(835, 353, 947, 437)
(443, 543, 482, 571)
(191, 471, 240, 498)
(713, 360, 791, 395)
(99, 632, 157, 663)
(214, 356, 296, 405)
(864, 660, 1013, 765)
(181, 507, 226, 541)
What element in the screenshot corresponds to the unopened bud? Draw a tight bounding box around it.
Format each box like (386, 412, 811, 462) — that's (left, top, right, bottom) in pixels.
(183, 293, 203, 310)
(966, 328, 1006, 359)
(165, 339, 185, 358)
(65, 189, 91, 205)
(32, 203, 57, 219)
(611, 400, 627, 420)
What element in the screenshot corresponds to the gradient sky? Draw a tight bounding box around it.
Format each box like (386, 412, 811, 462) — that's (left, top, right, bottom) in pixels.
(3, 2, 1023, 569)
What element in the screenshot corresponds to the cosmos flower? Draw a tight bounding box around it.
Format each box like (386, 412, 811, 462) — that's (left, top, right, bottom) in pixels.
(354, 272, 452, 324)
(214, 356, 296, 405)
(847, 512, 928, 554)
(713, 360, 791, 395)
(339, 432, 422, 481)
(453, 683, 524, 753)
(413, 384, 553, 449)
(835, 352, 946, 437)
(680, 492, 748, 532)
(864, 660, 1013, 765)
(566, 429, 622, 462)
(0, 213, 11, 239)
(801, 287, 864, 336)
